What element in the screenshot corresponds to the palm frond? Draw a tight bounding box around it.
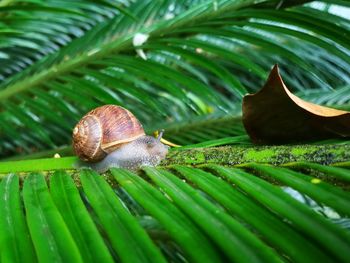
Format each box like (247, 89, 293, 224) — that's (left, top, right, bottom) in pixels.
(299, 85, 350, 110)
(1, 163, 349, 262)
(0, 0, 349, 158)
(0, 0, 127, 81)
(1, 1, 350, 262)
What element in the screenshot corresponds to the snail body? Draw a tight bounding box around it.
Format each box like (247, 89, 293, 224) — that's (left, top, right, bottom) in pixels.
(73, 105, 168, 172)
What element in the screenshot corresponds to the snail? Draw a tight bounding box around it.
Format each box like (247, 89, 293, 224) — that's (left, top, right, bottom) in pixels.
(72, 105, 169, 173)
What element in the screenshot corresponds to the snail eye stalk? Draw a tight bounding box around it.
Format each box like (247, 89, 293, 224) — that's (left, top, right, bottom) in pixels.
(154, 129, 180, 147)
(157, 129, 164, 142)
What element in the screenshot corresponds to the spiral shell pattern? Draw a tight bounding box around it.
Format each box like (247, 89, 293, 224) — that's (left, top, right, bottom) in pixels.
(72, 105, 145, 162)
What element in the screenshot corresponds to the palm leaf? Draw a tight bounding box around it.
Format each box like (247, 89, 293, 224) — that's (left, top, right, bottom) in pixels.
(0, 0, 350, 262)
(0, 0, 349, 157)
(0, 0, 126, 81)
(1, 162, 350, 262)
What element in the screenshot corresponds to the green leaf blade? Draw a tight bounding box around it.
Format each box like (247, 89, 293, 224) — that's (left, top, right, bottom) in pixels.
(248, 164, 350, 217)
(50, 170, 114, 263)
(207, 165, 350, 263)
(79, 169, 166, 263)
(111, 168, 223, 263)
(0, 174, 36, 263)
(144, 167, 283, 263)
(23, 173, 82, 263)
(173, 165, 334, 263)
(291, 162, 350, 183)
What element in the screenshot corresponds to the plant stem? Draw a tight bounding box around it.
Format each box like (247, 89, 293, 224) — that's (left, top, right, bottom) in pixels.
(1, 144, 349, 177)
(161, 144, 350, 167)
(0, 157, 77, 176)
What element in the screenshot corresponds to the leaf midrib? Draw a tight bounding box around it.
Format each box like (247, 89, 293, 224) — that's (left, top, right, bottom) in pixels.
(0, 0, 264, 102)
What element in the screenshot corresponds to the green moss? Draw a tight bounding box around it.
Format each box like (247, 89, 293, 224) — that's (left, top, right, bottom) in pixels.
(184, 152, 206, 164)
(161, 144, 350, 168)
(2, 144, 349, 175)
(329, 148, 345, 156)
(290, 147, 311, 156)
(244, 149, 275, 162)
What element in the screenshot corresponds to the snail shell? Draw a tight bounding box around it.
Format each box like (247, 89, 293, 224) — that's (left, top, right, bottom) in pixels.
(72, 105, 145, 162)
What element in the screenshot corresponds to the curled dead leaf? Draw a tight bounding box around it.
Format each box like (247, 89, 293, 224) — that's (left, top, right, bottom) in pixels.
(242, 65, 350, 144)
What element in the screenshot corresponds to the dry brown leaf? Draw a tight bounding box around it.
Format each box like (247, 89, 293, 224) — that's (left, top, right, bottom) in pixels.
(242, 64, 350, 144)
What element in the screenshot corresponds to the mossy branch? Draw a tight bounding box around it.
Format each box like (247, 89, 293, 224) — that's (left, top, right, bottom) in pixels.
(161, 144, 350, 167)
(0, 144, 349, 177)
